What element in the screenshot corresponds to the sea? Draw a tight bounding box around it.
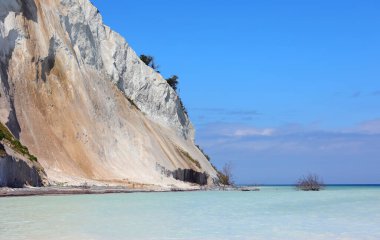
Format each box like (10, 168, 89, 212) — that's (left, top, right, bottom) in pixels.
(1, 185, 380, 240)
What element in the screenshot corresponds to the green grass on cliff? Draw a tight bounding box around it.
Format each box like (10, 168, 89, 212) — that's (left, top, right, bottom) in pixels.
(176, 146, 201, 169)
(0, 122, 38, 162)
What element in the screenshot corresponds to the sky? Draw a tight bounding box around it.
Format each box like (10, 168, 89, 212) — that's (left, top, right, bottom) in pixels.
(91, 0, 380, 184)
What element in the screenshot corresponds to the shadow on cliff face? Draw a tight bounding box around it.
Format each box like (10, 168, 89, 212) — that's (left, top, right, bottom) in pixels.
(20, 0, 38, 22)
(38, 37, 57, 82)
(0, 155, 44, 187)
(0, 30, 22, 139)
(172, 168, 208, 186)
(0, 144, 44, 188)
(156, 163, 209, 186)
(0, 0, 38, 22)
(0, 0, 38, 138)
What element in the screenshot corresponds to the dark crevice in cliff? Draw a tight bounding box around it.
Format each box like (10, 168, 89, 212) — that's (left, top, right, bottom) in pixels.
(0, 0, 38, 23)
(172, 168, 208, 186)
(5, 109, 21, 140)
(19, 0, 38, 22)
(40, 37, 57, 82)
(0, 1, 38, 138)
(0, 29, 21, 139)
(156, 163, 209, 186)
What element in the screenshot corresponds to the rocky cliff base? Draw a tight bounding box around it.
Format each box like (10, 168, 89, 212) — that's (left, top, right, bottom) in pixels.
(172, 169, 208, 186)
(0, 144, 46, 187)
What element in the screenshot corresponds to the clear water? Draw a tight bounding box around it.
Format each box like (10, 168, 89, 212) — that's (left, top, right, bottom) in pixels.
(1, 186, 380, 240)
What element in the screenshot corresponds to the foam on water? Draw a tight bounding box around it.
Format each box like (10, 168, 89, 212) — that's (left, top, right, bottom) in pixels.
(1, 186, 380, 240)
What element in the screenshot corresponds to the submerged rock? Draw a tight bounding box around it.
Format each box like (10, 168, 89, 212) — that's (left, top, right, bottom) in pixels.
(239, 187, 260, 191)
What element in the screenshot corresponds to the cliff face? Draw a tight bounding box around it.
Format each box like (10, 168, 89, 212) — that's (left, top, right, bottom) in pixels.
(0, 0, 218, 188)
(0, 152, 45, 188)
(0, 139, 46, 188)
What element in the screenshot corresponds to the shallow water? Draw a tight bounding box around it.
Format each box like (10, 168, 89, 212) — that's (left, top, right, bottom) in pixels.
(1, 186, 380, 240)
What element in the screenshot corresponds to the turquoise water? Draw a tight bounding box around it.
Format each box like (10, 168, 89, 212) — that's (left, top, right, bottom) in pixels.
(1, 186, 380, 240)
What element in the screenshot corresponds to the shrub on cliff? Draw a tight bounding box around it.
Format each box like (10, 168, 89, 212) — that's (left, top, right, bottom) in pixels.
(296, 174, 324, 191)
(166, 75, 179, 91)
(0, 131, 5, 141)
(218, 162, 234, 186)
(139, 54, 187, 115)
(195, 144, 236, 187)
(0, 122, 38, 162)
(139, 54, 159, 71)
(196, 145, 210, 161)
(178, 98, 188, 115)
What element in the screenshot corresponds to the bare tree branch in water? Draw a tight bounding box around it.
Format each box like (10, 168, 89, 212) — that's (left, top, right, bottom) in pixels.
(297, 174, 324, 191)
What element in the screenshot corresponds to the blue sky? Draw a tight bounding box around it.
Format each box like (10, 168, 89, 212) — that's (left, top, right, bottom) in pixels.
(91, 0, 380, 184)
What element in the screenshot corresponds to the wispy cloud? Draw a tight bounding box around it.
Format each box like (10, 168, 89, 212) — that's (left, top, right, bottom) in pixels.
(350, 91, 361, 98)
(335, 90, 380, 98)
(351, 118, 380, 134)
(197, 119, 380, 153)
(232, 128, 275, 137)
(196, 119, 380, 184)
(229, 110, 260, 116)
(190, 108, 261, 124)
(211, 125, 275, 137)
(196, 123, 274, 139)
(191, 108, 260, 116)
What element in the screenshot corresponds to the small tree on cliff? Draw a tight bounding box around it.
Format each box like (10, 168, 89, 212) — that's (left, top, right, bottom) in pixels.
(139, 54, 159, 71)
(166, 75, 179, 91)
(139, 54, 186, 114)
(139, 54, 179, 91)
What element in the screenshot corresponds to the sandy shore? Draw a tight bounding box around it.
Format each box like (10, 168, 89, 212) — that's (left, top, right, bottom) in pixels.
(0, 185, 259, 197)
(0, 186, 173, 197)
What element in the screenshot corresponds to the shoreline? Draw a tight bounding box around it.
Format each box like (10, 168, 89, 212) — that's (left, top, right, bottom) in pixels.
(0, 185, 260, 197)
(0, 186, 176, 197)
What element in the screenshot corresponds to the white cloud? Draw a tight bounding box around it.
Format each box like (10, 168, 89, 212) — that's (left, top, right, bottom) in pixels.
(196, 120, 380, 184)
(230, 128, 275, 137)
(197, 119, 380, 155)
(352, 118, 380, 134)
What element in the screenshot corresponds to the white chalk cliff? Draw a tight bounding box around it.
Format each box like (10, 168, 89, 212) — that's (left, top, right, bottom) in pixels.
(0, 0, 218, 188)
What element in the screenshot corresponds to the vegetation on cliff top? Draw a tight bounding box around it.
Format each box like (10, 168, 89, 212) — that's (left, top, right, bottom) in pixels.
(139, 54, 187, 114)
(165, 75, 179, 91)
(0, 122, 38, 162)
(139, 54, 159, 71)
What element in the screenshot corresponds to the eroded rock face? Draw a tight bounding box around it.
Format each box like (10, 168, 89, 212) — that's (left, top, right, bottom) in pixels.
(0, 143, 46, 187)
(0, 0, 217, 188)
(0, 155, 44, 187)
(172, 169, 208, 186)
(59, 0, 194, 139)
(155, 163, 209, 185)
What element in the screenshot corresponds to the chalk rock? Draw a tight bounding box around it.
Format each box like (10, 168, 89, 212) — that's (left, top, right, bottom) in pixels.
(0, 0, 218, 188)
